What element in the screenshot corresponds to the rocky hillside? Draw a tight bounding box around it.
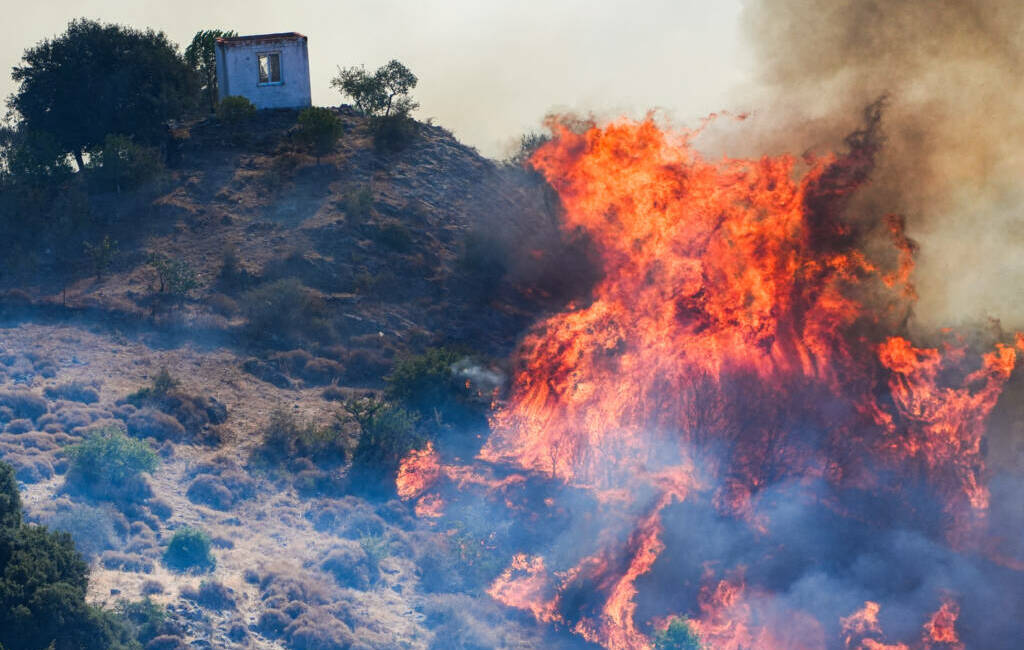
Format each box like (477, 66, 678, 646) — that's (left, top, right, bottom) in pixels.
(0, 110, 597, 650)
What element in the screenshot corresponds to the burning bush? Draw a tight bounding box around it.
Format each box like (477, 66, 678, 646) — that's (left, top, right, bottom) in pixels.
(345, 397, 420, 488)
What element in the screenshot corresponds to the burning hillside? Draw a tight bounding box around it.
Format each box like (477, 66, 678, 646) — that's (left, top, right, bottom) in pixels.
(399, 109, 1023, 649)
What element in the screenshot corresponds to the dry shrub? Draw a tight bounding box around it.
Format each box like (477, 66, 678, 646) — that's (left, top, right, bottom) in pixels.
(141, 580, 164, 595)
(4, 419, 33, 434)
(45, 501, 123, 559)
(101, 551, 154, 573)
(4, 452, 54, 483)
(127, 409, 186, 441)
(144, 636, 187, 650)
(0, 390, 47, 420)
(319, 540, 375, 590)
(259, 565, 333, 606)
(44, 382, 100, 404)
(180, 580, 236, 610)
(206, 293, 239, 317)
(284, 609, 356, 650)
(185, 476, 234, 510)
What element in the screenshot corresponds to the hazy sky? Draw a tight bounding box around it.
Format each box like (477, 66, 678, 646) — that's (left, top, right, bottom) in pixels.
(0, 0, 750, 158)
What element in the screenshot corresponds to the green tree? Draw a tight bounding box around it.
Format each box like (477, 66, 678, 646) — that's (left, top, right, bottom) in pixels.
(184, 29, 236, 113)
(331, 59, 419, 119)
(9, 19, 197, 170)
(89, 134, 164, 193)
(83, 236, 119, 279)
(0, 462, 137, 649)
(0, 127, 72, 185)
(653, 617, 704, 650)
(147, 254, 200, 298)
(297, 107, 344, 164)
(0, 461, 21, 530)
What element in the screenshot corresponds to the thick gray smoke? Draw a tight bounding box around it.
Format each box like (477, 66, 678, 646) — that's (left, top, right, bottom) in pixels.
(735, 0, 1024, 331)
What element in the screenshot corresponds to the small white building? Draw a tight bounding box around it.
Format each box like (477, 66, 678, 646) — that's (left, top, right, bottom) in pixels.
(214, 32, 312, 110)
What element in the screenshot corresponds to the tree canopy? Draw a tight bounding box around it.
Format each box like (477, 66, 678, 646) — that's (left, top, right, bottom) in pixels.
(0, 461, 137, 649)
(9, 19, 197, 169)
(184, 29, 236, 113)
(331, 59, 419, 119)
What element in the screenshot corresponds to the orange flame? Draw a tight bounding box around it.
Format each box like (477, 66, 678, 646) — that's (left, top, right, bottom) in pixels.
(397, 116, 1020, 649)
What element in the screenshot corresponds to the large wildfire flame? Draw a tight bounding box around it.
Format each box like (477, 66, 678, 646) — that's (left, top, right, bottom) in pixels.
(399, 112, 1022, 649)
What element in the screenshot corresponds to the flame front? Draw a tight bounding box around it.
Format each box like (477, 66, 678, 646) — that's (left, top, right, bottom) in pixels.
(401, 116, 1020, 649)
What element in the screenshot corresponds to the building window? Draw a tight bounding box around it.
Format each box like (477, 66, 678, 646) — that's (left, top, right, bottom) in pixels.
(258, 53, 282, 85)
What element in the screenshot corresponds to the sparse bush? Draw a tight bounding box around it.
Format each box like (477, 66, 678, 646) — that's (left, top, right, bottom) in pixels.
(147, 254, 200, 299)
(505, 131, 550, 168)
(260, 408, 347, 466)
(345, 398, 420, 484)
(141, 580, 164, 595)
(297, 107, 344, 164)
(653, 617, 704, 650)
(163, 526, 215, 573)
(65, 426, 159, 497)
(217, 95, 256, 123)
(83, 236, 120, 279)
(239, 278, 335, 346)
(344, 185, 373, 220)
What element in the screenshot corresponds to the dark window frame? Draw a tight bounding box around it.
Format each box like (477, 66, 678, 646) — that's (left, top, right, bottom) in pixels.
(257, 52, 283, 85)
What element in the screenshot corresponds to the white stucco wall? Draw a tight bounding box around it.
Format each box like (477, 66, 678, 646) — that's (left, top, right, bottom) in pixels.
(215, 36, 312, 110)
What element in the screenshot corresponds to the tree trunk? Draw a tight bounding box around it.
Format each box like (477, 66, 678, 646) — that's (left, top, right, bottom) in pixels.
(74, 149, 85, 172)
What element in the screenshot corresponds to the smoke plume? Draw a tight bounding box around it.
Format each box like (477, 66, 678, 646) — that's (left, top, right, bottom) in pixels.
(737, 0, 1024, 330)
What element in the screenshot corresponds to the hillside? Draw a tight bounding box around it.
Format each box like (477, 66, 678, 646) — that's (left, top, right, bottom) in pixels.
(0, 109, 597, 650)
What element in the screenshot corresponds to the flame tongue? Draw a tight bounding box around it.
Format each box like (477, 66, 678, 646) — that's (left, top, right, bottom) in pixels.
(400, 116, 1020, 649)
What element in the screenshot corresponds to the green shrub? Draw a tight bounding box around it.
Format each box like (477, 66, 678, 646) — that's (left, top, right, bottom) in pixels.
(260, 408, 346, 465)
(163, 526, 215, 572)
(83, 236, 119, 279)
(346, 397, 420, 479)
(89, 133, 164, 192)
(344, 185, 373, 220)
(117, 597, 165, 645)
(653, 617, 704, 650)
(147, 254, 200, 298)
(297, 107, 343, 164)
(216, 95, 256, 123)
(65, 426, 159, 495)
